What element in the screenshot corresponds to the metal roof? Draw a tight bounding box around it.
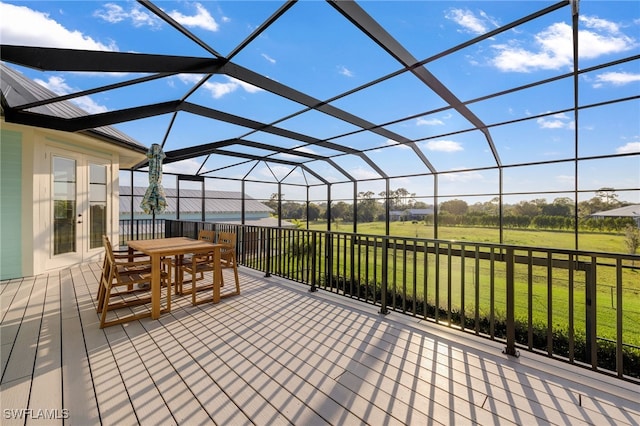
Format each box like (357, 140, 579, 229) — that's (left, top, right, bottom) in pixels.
(0, 62, 147, 154)
(591, 205, 640, 218)
(120, 186, 273, 215)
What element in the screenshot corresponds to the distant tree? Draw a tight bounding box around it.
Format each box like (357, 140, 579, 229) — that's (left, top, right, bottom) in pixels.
(624, 225, 640, 259)
(330, 201, 351, 222)
(307, 203, 321, 221)
(282, 201, 304, 219)
(512, 200, 541, 217)
(542, 197, 573, 217)
(266, 193, 281, 212)
(470, 197, 500, 215)
(440, 199, 468, 215)
(412, 201, 430, 209)
(396, 188, 411, 207)
(596, 187, 619, 205)
(357, 191, 380, 222)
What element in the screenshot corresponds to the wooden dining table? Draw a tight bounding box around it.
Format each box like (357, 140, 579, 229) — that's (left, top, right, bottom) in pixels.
(127, 237, 224, 319)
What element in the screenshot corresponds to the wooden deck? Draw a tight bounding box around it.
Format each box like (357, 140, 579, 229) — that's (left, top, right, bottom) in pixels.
(1, 263, 639, 425)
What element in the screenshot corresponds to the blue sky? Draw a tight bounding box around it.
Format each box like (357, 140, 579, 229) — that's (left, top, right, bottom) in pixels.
(1, 1, 639, 203)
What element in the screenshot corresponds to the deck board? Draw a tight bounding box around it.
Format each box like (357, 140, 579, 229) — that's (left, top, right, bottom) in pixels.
(28, 270, 63, 426)
(61, 267, 101, 425)
(1, 263, 639, 426)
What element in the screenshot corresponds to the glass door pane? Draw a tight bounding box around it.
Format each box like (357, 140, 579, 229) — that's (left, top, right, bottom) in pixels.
(53, 156, 76, 255)
(89, 163, 107, 249)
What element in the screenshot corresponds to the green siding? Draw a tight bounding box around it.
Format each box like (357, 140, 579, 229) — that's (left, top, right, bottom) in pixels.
(0, 130, 23, 280)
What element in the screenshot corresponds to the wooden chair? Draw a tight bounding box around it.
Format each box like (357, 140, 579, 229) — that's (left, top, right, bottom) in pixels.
(98, 235, 172, 328)
(184, 231, 241, 306)
(218, 231, 240, 296)
(174, 229, 216, 295)
(97, 236, 150, 306)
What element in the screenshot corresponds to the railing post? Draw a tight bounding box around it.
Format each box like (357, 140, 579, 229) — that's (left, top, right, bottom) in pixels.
(585, 259, 597, 368)
(309, 232, 317, 292)
(264, 227, 271, 278)
(503, 247, 519, 357)
(380, 236, 389, 315)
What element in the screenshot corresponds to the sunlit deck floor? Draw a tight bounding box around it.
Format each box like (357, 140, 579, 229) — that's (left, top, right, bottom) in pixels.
(1, 263, 639, 426)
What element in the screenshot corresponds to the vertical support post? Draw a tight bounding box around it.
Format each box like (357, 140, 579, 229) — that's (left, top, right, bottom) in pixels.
(380, 236, 389, 315)
(352, 182, 357, 234)
(201, 179, 205, 222)
(327, 184, 332, 232)
(277, 182, 282, 229)
(585, 259, 597, 368)
(385, 178, 390, 237)
(616, 258, 623, 378)
(264, 227, 271, 278)
(129, 169, 134, 244)
(306, 185, 310, 230)
(433, 175, 438, 239)
(309, 231, 317, 292)
(503, 247, 518, 357)
(241, 180, 246, 225)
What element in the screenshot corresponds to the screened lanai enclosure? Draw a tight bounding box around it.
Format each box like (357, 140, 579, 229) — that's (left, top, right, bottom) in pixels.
(1, 0, 639, 382)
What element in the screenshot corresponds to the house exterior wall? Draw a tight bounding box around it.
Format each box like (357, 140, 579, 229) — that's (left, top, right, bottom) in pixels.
(0, 120, 144, 279)
(0, 129, 23, 280)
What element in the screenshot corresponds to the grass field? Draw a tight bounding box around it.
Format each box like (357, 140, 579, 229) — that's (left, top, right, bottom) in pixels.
(302, 221, 640, 348)
(322, 220, 633, 254)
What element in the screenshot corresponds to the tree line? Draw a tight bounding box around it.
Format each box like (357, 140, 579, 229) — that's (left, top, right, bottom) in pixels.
(266, 187, 638, 233)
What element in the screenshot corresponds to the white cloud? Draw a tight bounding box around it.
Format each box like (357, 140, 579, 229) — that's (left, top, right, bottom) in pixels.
(593, 71, 640, 87)
(261, 53, 276, 64)
(537, 113, 574, 130)
(338, 65, 353, 77)
(616, 142, 640, 154)
(445, 8, 494, 35)
(349, 167, 382, 180)
(423, 140, 463, 152)
(416, 117, 444, 126)
(0, 2, 117, 50)
(380, 139, 411, 150)
(440, 170, 483, 182)
(163, 158, 201, 175)
(94, 3, 161, 29)
(231, 77, 262, 94)
(168, 3, 219, 32)
(177, 74, 263, 98)
(491, 16, 636, 73)
(292, 146, 318, 155)
(34, 75, 108, 114)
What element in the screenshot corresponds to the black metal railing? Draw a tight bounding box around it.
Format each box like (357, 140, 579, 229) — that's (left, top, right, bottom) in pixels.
(119, 219, 166, 246)
(153, 219, 640, 383)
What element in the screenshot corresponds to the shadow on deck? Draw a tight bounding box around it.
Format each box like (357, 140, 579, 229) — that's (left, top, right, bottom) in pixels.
(1, 263, 639, 425)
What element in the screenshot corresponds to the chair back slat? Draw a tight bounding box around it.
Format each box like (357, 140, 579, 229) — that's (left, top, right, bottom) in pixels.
(198, 229, 216, 243)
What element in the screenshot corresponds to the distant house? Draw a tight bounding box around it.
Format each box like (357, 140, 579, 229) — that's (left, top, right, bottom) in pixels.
(591, 205, 640, 227)
(120, 186, 291, 227)
(389, 208, 434, 222)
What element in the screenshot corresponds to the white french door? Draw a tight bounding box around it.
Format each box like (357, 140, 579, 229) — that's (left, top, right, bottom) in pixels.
(46, 148, 111, 270)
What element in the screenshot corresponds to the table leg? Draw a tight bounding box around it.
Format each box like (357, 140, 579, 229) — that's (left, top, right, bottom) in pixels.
(151, 254, 161, 319)
(213, 246, 221, 303)
(174, 254, 183, 295)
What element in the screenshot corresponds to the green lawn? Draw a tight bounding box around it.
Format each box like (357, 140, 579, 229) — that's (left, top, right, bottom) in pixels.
(322, 220, 632, 254)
